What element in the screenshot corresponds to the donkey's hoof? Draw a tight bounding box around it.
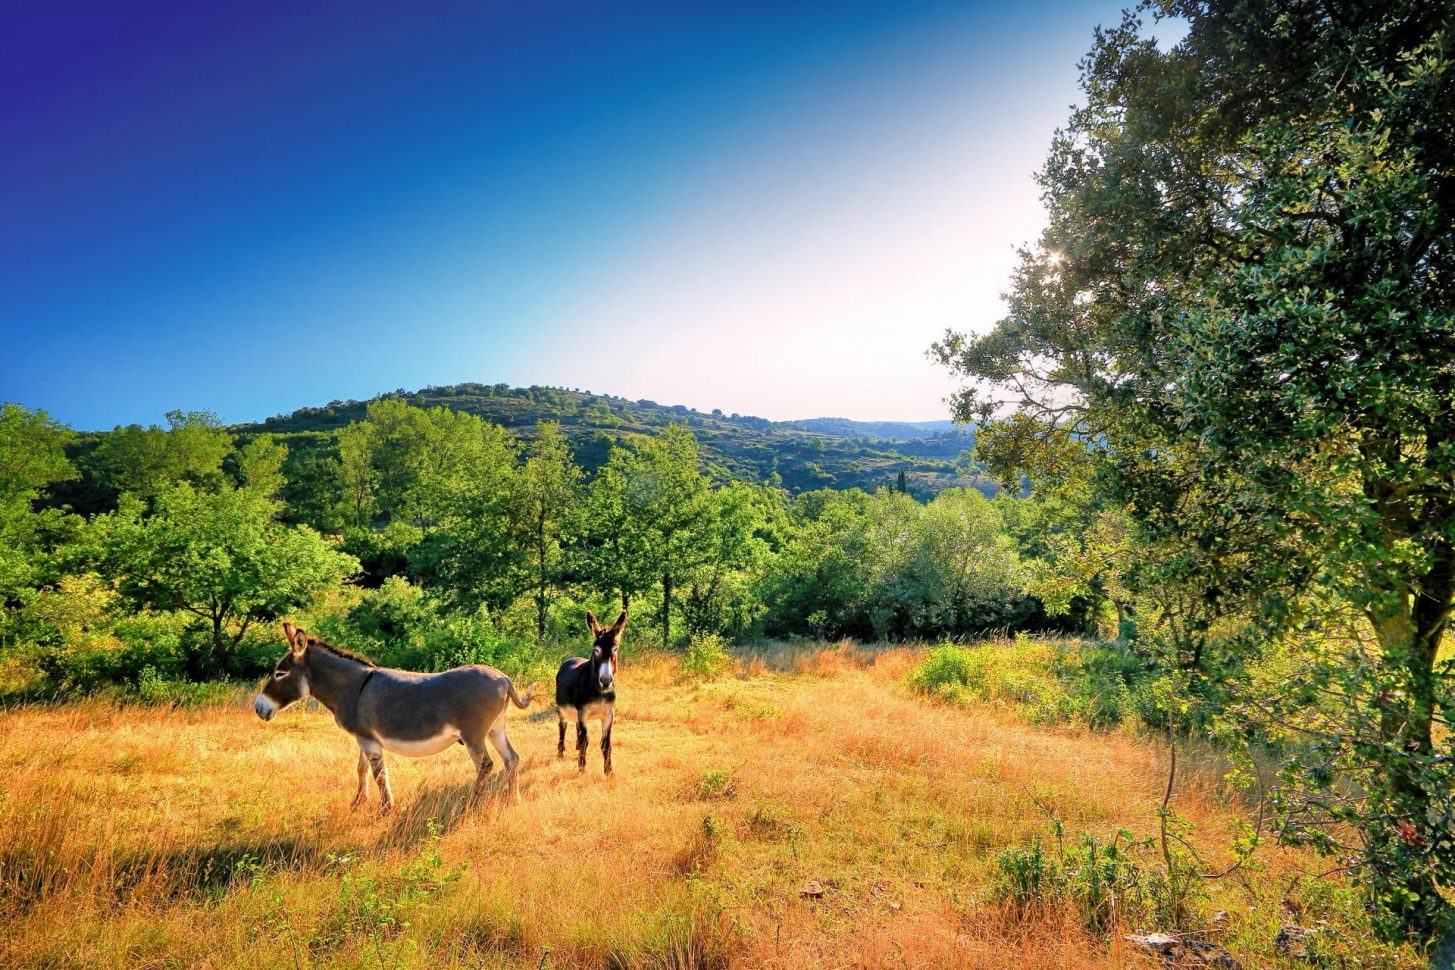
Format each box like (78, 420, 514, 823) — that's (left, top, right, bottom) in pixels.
(379, 802, 394, 816)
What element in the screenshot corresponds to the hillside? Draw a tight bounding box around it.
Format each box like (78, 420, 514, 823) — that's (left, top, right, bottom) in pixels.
(243, 382, 993, 498)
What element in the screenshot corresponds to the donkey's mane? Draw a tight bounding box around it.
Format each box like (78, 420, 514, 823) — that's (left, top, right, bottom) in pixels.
(305, 636, 377, 667)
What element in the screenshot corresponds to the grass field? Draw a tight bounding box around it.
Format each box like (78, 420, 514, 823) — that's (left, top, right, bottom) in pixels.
(0, 643, 1420, 969)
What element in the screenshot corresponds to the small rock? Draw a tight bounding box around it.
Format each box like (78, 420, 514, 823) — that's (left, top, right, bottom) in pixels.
(799, 880, 826, 899)
(1275, 925, 1317, 958)
(1125, 932, 1242, 970)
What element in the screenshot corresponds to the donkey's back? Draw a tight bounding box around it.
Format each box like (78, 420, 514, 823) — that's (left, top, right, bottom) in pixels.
(357, 663, 527, 740)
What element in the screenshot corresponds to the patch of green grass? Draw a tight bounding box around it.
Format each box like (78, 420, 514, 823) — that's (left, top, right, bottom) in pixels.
(907, 636, 1161, 729)
(693, 768, 738, 801)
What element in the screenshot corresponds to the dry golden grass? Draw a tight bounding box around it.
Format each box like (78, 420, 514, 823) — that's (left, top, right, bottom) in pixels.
(0, 644, 1416, 969)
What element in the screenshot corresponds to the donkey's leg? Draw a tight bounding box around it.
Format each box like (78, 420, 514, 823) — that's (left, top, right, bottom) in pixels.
(350, 747, 370, 810)
(576, 718, 589, 773)
(487, 720, 521, 805)
(557, 715, 566, 759)
(360, 739, 393, 814)
(601, 706, 615, 775)
(464, 734, 495, 807)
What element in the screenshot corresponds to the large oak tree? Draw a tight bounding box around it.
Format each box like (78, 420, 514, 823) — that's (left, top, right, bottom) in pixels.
(936, 0, 1455, 937)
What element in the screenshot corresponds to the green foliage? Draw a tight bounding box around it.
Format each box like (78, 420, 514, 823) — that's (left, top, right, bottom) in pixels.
(95, 485, 358, 678)
(6, 409, 1048, 711)
(909, 638, 1161, 730)
(312, 577, 542, 678)
(682, 632, 732, 681)
(251, 383, 995, 498)
(233, 434, 287, 499)
(759, 488, 1038, 641)
(0, 403, 76, 519)
(934, 0, 1455, 937)
(511, 421, 583, 640)
(88, 409, 232, 498)
(993, 821, 1197, 936)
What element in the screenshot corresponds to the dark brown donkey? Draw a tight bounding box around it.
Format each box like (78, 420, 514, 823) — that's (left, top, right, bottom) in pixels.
(556, 610, 625, 774)
(254, 622, 533, 810)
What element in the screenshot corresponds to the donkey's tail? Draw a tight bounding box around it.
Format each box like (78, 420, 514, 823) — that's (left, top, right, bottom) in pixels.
(507, 680, 534, 709)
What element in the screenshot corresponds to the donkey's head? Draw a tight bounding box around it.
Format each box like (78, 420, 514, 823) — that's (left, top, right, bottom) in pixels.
(254, 622, 312, 721)
(586, 609, 627, 692)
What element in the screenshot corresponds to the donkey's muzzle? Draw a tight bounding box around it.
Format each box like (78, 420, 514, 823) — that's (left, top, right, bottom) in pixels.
(253, 695, 277, 721)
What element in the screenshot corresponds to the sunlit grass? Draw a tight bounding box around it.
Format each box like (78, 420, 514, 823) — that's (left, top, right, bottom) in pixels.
(0, 644, 1419, 968)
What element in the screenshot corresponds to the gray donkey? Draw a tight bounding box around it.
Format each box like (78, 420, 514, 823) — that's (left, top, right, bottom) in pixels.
(254, 622, 533, 811)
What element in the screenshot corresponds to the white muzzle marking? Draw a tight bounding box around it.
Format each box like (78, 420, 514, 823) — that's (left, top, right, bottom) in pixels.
(254, 695, 277, 721)
(599, 660, 613, 689)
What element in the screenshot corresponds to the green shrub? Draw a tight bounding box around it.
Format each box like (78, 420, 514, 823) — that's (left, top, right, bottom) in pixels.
(314, 577, 547, 679)
(909, 637, 1162, 730)
(135, 666, 230, 706)
(992, 821, 1197, 935)
(682, 632, 733, 680)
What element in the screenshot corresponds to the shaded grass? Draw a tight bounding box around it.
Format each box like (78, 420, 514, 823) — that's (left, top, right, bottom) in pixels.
(0, 643, 1422, 968)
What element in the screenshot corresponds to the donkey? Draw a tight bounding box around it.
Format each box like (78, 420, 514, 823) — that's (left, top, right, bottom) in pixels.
(254, 622, 533, 811)
(556, 610, 625, 774)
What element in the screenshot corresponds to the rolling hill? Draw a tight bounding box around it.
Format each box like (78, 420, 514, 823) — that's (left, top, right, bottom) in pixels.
(242, 382, 993, 498)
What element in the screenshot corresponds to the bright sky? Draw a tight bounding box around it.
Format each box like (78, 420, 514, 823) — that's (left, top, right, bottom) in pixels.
(1, 1, 1164, 429)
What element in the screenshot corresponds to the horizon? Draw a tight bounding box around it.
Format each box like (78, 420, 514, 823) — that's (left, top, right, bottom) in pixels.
(3, 2, 1178, 430)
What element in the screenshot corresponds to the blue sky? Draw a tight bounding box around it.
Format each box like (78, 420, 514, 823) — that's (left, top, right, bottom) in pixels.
(2, 1, 1161, 430)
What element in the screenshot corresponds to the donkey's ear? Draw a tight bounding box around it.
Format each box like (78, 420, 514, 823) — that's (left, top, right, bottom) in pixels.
(610, 609, 628, 634)
(283, 621, 295, 641)
(289, 626, 308, 656)
(586, 611, 601, 635)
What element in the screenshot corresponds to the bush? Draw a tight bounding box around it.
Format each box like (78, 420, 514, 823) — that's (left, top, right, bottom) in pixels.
(682, 632, 732, 680)
(314, 577, 547, 679)
(908, 637, 1162, 730)
(135, 666, 232, 706)
(992, 820, 1197, 935)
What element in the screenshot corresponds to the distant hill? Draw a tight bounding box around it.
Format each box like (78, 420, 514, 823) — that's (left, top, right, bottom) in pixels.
(775, 418, 956, 440)
(242, 383, 992, 498)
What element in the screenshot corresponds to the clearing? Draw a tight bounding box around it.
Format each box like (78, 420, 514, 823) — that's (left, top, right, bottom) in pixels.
(0, 644, 1412, 968)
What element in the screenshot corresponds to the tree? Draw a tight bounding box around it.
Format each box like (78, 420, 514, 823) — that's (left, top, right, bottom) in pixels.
(582, 444, 656, 613)
(934, 1, 1455, 937)
(335, 420, 376, 528)
(680, 482, 774, 639)
(90, 409, 232, 498)
(757, 489, 876, 639)
(635, 426, 717, 647)
(334, 400, 509, 530)
(235, 434, 287, 499)
(0, 403, 76, 517)
(584, 426, 713, 646)
(98, 484, 357, 678)
(408, 418, 520, 612)
(0, 404, 78, 650)
(511, 422, 582, 640)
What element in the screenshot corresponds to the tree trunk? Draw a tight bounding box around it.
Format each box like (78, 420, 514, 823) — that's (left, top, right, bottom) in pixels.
(1366, 541, 1454, 937)
(661, 573, 672, 648)
(208, 613, 225, 680)
(536, 510, 548, 641)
